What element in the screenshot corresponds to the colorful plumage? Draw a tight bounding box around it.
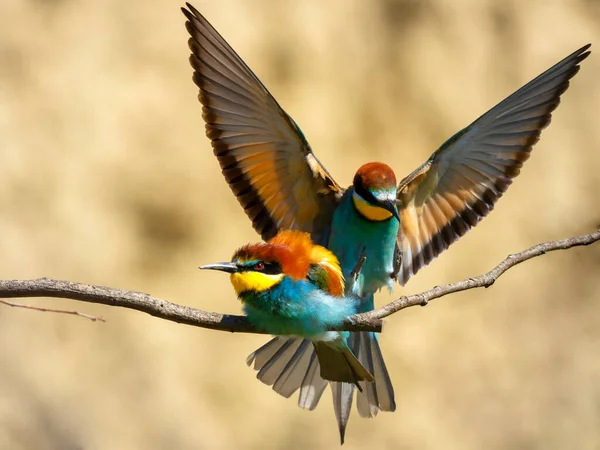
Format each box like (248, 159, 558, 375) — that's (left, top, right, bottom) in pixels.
(182, 2, 591, 443)
(200, 230, 374, 386)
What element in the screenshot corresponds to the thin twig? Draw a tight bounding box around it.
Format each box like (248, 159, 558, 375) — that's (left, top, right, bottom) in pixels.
(0, 229, 598, 334)
(0, 299, 105, 322)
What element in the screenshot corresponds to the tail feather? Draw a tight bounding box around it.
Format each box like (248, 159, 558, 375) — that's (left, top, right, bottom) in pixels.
(314, 342, 374, 386)
(248, 336, 328, 402)
(365, 332, 396, 412)
(255, 338, 301, 387)
(272, 339, 313, 397)
(246, 336, 286, 369)
(247, 336, 308, 397)
(298, 350, 328, 410)
(356, 332, 380, 418)
(332, 381, 355, 445)
(356, 332, 395, 417)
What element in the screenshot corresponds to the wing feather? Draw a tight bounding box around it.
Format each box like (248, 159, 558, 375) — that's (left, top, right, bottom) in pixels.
(396, 44, 591, 284)
(183, 4, 343, 243)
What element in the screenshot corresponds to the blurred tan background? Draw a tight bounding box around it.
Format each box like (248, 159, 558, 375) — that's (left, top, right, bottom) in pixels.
(1, 0, 599, 449)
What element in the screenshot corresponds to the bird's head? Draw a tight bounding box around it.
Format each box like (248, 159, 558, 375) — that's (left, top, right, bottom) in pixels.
(200, 230, 344, 298)
(352, 162, 399, 222)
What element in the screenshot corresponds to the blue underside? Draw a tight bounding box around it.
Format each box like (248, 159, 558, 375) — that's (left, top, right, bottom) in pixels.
(241, 276, 358, 337)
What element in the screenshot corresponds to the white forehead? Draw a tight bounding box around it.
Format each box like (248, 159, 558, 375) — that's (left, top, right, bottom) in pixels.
(372, 189, 396, 203)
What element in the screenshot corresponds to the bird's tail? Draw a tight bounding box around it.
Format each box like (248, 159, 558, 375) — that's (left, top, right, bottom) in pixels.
(313, 341, 374, 387)
(330, 331, 396, 443)
(246, 336, 329, 409)
(247, 331, 395, 444)
(353, 331, 396, 417)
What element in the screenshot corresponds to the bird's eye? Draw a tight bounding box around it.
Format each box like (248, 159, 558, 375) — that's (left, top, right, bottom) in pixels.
(254, 262, 265, 271)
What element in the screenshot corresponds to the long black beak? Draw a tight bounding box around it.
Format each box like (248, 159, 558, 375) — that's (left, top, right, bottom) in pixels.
(198, 262, 238, 273)
(380, 199, 400, 221)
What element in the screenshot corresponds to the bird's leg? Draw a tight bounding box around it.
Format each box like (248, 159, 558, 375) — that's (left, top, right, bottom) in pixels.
(350, 246, 367, 284)
(390, 247, 402, 280)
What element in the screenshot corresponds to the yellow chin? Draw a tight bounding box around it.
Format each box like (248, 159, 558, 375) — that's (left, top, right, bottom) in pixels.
(230, 272, 284, 296)
(352, 192, 393, 221)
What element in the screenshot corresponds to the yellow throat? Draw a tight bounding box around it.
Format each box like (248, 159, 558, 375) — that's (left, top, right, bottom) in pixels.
(352, 191, 393, 221)
(230, 272, 284, 296)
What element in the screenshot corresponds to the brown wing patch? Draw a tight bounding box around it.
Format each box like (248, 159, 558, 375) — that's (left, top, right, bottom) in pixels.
(395, 44, 591, 284)
(183, 4, 343, 243)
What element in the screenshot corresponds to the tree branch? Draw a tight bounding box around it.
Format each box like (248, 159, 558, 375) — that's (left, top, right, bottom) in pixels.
(0, 299, 105, 322)
(0, 228, 598, 334)
(352, 227, 600, 326)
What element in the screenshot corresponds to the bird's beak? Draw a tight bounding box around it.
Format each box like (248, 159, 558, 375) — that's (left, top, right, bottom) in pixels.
(198, 262, 239, 273)
(380, 199, 400, 221)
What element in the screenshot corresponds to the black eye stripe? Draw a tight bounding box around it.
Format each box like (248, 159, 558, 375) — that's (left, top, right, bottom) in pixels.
(237, 261, 282, 275)
(259, 262, 282, 274)
(354, 186, 380, 206)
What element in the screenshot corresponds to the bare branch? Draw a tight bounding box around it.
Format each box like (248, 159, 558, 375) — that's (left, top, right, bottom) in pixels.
(352, 227, 600, 326)
(0, 229, 598, 334)
(0, 278, 265, 333)
(0, 299, 105, 322)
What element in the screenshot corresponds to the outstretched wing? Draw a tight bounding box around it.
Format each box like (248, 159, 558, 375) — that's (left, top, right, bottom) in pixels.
(183, 4, 343, 244)
(395, 44, 591, 285)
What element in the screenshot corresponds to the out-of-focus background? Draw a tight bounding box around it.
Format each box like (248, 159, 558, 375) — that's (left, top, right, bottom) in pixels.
(1, 0, 599, 448)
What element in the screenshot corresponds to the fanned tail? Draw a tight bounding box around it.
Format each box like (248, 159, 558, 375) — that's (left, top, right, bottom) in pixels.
(246, 336, 328, 405)
(247, 332, 395, 444)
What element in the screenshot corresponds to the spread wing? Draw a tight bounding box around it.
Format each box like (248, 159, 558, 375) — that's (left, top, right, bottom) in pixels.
(183, 4, 343, 244)
(395, 44, 591, 285)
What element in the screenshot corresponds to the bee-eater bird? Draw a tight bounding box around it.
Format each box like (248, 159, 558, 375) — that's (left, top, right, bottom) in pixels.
(200, 230, 375, 386)
(182, 2, 590, 443)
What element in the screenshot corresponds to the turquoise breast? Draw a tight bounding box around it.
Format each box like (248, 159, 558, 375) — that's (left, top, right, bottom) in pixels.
(328, 189, 399, 298)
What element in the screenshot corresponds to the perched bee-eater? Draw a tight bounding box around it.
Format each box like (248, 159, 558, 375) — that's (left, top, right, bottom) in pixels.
(182, 2, 590, 442)
(200, 230, 374, 386)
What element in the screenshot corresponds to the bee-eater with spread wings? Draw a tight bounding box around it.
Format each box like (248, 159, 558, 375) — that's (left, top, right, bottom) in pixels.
(182, 2, 590, 443)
